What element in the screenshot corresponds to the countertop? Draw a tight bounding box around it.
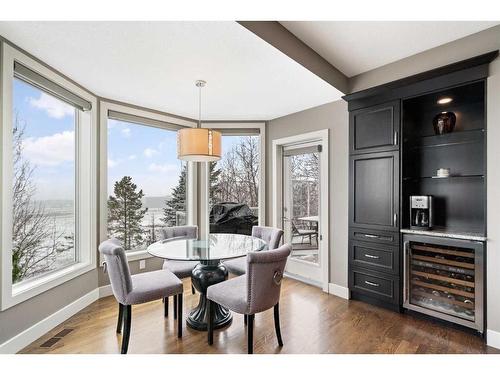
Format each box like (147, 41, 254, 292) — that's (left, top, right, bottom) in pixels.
(400, 227, 487, 242)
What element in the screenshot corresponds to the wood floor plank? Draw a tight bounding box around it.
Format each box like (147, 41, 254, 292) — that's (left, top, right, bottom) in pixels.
(19, 278, 497, 354)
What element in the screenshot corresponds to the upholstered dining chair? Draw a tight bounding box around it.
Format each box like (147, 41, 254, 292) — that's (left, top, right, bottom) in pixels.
(224, 226, 284, 276)
(99, 238, 183, 354)
(207, 244, 291, 354)
(159, 225, 198, 319)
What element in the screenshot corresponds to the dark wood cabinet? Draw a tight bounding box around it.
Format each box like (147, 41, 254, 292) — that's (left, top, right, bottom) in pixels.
(344, 51, 496, 322)
(349, 240, 400, 275)
(349, 151, 399, 232)
(349, 266, 400, 306)
(350, 100, 400, 154)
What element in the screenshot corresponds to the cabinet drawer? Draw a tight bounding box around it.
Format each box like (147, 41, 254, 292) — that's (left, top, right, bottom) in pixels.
(349, 240, 399, 275)
(349, 267, 400, 304)
(350, 228, 399, 245)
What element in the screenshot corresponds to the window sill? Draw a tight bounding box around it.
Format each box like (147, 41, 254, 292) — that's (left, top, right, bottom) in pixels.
(2, 261, 95, 311)
(126, 249, 154, 262)
(98, 249, 153, 267)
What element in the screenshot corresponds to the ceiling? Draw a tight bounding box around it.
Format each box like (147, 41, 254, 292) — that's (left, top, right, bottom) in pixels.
(281, 21, 500, 77)
(0, 21, 342, 120)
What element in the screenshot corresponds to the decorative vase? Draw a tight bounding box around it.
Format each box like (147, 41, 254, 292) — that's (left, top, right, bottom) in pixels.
(433, 111, 456, 135)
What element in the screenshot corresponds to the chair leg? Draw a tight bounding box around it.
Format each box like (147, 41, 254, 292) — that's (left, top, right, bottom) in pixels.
(207, 300, 214, 345)
(116, 303, 124, 334)
(121, 305, 132, 354)
(173, 294, 178, 320)
(244, 314, 247, 326)
(247, 314, 254, 354)
(164, 297, 169, 317)
(177, 293, 183, 338)
(274, 303, 283, 347)
(191, 283, 195, 294)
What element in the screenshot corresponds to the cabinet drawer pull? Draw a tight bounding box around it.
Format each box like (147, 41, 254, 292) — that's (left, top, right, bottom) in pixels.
(364, 280, 380, 287)
(364, 234, 380, 239)
(364, 254, 380, 259)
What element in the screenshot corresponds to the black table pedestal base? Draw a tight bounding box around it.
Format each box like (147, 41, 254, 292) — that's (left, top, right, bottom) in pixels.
(187, 261, 232, 331)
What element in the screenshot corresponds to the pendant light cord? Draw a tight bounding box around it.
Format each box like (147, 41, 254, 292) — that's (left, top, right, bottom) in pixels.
(198, 83, 202, 128)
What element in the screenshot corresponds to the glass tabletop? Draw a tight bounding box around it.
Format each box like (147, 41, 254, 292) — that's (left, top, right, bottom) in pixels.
(147, 233, 267, 261)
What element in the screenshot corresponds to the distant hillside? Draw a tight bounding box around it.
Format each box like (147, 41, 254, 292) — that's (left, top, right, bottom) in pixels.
(142, 196, 170, 209)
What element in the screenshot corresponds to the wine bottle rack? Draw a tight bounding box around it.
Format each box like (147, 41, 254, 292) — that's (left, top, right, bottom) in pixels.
(406, 239, 479, 323)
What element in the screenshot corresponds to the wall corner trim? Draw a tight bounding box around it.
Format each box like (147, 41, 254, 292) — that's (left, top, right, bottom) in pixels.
(487, 329, 500, 350)
(0, 289, 99, 354)
(98, 284, 113, 298)
(328, 283, 349, 300)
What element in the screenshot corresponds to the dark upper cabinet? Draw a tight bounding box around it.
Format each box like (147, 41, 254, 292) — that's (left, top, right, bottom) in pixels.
(349, 151, 399, 232)
(350, 100, 400, 154)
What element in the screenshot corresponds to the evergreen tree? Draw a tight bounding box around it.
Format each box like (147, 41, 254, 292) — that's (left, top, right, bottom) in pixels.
(162, 163, 222, 226)
(162, 165, 187, 226)
(108, 176, 148, 250)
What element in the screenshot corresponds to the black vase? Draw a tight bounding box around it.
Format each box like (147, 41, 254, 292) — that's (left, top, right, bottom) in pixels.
(433, 111, 456, 135)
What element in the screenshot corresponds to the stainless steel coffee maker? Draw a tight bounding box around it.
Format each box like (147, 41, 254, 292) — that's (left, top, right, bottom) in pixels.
(410, 195, 433, 230)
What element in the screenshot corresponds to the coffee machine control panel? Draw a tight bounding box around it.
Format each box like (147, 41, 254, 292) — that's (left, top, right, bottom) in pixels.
(411, 196, 430, 209)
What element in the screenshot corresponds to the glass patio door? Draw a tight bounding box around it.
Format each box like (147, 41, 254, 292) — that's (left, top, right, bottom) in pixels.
(282, 143, 322, 284)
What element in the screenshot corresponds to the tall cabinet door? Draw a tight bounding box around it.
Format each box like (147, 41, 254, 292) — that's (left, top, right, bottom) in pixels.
(350, 101, 400, 154)
(350, 151, 399, 231)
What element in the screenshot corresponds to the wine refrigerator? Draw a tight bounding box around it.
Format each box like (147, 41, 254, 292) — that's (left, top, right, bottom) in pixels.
(403, 234, 484, 333)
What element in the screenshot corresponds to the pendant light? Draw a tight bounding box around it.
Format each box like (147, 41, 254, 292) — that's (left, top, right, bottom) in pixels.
(177, 80, 221, 162)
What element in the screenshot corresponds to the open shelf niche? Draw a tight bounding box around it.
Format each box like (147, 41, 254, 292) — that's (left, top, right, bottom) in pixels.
(402, 80, 486, 235)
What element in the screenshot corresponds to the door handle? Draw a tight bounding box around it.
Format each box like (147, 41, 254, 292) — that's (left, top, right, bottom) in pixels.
(364, 280, 380, 287)
(364, 254, 380, 259)
(364, 234, 380, 239)
(393, 213, 398, 226)
(394, 131, 398, 145)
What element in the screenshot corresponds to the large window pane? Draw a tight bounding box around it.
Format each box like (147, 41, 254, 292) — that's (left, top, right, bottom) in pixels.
(107, 119, 186, 251)
(209, 135, 259, 234)
(12, 78, 76, 284)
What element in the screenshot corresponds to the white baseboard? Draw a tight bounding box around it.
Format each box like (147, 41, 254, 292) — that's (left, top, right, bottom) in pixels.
(487, 329, 500, 349)
(98, 284, 113, 298)
(284, 272, 322, 288)
(328, 283, 349, 300)
(0, 288, 99, 354)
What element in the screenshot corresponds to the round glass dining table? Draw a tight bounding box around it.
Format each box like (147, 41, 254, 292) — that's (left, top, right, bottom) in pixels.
(147, 233, 267, 331)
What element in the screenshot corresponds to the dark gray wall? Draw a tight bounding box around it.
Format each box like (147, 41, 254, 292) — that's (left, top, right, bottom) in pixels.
(266, 100, 349, 287)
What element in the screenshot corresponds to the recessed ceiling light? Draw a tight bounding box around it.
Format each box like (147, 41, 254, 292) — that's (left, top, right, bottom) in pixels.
(437, 97, 453, 104)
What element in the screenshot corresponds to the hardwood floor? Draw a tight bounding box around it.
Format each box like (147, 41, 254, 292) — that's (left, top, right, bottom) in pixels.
(20, 278, 498, 354)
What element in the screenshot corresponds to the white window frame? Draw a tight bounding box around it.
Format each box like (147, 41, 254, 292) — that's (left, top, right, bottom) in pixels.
(0, 43, 98, 310)
(99, 101, 198, 263)
(199, 122, 266, 238)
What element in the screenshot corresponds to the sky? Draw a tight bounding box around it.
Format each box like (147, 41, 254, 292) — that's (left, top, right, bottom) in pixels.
(107, 121, 249, 198)
(13, 78, 76, 201)
(13, 77, 255, 201)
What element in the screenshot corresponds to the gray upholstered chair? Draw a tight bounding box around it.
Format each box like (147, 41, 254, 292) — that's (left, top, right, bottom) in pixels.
(99, 238, 183, 354)
(159, 225, 198, 318)
(207, 243, 291, 354)
(224, 226, 284, 276)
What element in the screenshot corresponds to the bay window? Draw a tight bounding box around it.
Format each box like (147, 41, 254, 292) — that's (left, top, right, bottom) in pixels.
(201, 123, 265, 236)
(1, 43, 97, 309)
(100, 102, 197, 259)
